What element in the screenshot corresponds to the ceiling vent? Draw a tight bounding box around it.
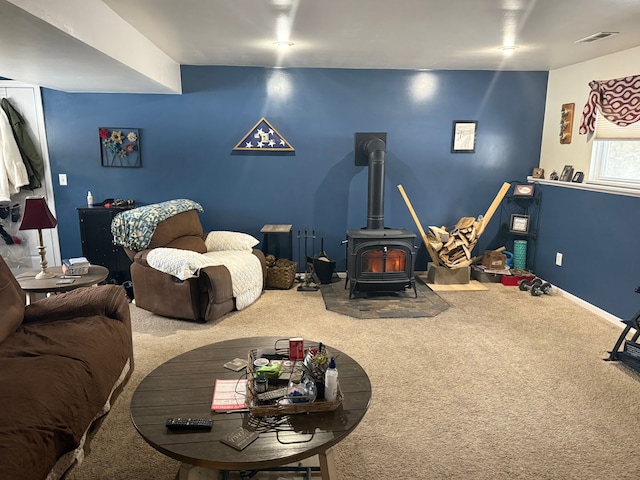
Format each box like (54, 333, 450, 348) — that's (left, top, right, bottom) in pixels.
(575, 32, 619, 43)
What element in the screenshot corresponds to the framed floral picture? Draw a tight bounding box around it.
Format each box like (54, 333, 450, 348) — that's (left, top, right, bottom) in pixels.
(99, 127, 141, 167)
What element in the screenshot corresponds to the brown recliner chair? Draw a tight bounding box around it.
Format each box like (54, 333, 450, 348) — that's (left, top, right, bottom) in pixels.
(124, 209, 267, 322)
(0, 255, 133, 480)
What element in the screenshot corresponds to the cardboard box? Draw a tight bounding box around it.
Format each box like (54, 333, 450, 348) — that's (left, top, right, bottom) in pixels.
(481, 251, 506, 271)
(426, 262, 470, 285)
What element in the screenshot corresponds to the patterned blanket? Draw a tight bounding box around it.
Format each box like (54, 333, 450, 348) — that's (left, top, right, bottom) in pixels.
(146, 248, 263, 310)
(111, 199, 203, 251)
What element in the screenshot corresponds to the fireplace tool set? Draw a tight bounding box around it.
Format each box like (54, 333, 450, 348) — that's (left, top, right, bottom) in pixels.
(297, 226, 321, 291)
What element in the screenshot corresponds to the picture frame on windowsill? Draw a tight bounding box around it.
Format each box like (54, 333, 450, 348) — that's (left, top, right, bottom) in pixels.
(559, 165, 574, 182)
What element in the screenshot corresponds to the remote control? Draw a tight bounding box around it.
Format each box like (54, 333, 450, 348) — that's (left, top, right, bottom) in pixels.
(220, 427, 259, 451)
(257, 386, 288, 401)
(165, 417, 212, 431)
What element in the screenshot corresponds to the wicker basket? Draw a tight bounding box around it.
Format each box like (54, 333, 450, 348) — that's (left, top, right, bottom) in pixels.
(246, 348, 343, 417)
(265, 258, 298, 289)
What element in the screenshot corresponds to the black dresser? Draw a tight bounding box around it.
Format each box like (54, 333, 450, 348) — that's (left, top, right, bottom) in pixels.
(77, 206, 134, 284)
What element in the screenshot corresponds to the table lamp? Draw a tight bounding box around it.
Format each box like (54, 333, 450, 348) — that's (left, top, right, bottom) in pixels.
(19, 196, 58, 279)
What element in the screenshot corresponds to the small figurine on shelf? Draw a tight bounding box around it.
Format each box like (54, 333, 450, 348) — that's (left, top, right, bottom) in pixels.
(532, 167, 544, 179)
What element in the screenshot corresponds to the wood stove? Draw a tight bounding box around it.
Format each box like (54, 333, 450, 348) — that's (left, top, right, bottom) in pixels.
(346, 228, 416, 298)
(346, 133, 416, 298)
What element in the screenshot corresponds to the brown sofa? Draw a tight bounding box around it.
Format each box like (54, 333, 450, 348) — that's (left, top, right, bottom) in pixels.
(125, 209, 267, 322)
(0, 255, 133, 480)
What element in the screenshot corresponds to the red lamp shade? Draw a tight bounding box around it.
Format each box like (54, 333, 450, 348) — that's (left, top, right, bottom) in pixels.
(19, 197, 58, 231)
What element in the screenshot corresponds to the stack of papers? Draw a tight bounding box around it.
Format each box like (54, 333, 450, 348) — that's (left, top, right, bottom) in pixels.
(211, 379, 247, 412)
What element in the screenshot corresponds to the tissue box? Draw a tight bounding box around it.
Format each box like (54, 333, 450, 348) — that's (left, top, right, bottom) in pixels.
(62, 257, 90, 275)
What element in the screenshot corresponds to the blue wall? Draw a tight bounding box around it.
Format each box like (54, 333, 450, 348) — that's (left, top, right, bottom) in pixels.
(535, 184, 640, 319)
(42, 66, 547, 276)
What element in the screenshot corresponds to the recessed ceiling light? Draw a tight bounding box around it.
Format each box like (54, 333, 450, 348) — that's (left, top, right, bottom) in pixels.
(499, 45, 519, 55)
(273, 40, 294, 48)
(271, 0, 294, 6)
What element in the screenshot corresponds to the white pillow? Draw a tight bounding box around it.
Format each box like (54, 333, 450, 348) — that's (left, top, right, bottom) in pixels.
(206, 231, 259, 252)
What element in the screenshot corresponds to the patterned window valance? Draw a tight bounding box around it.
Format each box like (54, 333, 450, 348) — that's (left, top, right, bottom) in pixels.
(579, 75, 640, 134)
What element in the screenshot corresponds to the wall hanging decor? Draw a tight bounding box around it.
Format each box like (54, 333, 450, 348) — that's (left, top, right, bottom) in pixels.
(560, 103, 574, 144)
(233, 117, 294, 152)
(99, 127, 141, 167)
(451, 120, 477, 153)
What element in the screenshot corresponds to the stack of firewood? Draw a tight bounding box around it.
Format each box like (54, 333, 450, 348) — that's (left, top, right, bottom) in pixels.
(398, 182, 511, 270)
(428, 217, 482, 268)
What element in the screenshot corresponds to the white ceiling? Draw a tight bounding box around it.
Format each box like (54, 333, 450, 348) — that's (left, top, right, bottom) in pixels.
(1, 0, 640, 93)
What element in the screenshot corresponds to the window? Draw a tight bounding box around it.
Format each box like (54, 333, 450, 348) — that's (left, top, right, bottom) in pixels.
(588, 111, 640, 189)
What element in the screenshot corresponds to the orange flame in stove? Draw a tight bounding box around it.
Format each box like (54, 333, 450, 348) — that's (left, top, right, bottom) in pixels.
(362, 249, 406, 273)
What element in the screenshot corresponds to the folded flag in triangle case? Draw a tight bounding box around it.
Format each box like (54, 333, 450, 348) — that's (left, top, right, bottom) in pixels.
(233, 117, 294, 152)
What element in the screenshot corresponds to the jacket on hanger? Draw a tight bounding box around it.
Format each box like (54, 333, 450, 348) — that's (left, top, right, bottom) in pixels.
(0, 107, 28, 202)
(1, 98, 44, 190)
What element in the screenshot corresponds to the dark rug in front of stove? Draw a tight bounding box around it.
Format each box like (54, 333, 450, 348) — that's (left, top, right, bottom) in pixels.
(320, 277, 450, 319)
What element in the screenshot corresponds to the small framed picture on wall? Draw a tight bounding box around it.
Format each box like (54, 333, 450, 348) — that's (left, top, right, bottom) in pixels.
(451, 121, 478, 153)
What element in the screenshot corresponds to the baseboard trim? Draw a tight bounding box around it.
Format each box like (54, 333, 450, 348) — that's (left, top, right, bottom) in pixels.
(336, 270, 625, 328)
(554, 286, 624, 328)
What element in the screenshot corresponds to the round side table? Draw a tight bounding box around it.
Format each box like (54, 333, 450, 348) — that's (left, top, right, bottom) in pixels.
(15, 265, 109, 304)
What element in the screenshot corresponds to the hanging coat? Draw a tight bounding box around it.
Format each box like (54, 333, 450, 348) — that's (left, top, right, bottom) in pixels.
(0, 108, 28, 202)
(1, 98, 44, 190)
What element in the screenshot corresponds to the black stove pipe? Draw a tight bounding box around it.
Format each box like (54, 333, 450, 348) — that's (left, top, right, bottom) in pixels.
(362, 137, 386, 230)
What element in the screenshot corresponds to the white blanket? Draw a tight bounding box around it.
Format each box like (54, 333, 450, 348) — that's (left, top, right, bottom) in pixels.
(146, 248, 263, 310)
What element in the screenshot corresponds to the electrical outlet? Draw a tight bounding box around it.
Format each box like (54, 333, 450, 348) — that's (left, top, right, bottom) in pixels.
(58, 173, 67, 186)
(555, 252, 563, 266)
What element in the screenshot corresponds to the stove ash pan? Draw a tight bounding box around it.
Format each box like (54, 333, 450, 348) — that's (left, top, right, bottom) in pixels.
(346, 228, 417, 299)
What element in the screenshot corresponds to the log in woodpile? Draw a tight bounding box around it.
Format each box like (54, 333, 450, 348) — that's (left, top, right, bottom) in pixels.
(428, 217, 481, 268)
(398, 182, 511, 270)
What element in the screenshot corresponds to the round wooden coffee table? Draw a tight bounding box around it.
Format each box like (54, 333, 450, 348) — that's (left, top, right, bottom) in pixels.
(130, 336, 371, 480)
(16, 265, 109, 304)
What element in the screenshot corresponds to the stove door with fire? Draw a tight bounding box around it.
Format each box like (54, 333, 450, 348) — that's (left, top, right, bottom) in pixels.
(362, 247, 407, 275)
(346, 232, 416, 299)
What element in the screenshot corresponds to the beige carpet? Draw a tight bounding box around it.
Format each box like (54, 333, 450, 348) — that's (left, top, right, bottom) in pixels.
(66, 283, 640, 480)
